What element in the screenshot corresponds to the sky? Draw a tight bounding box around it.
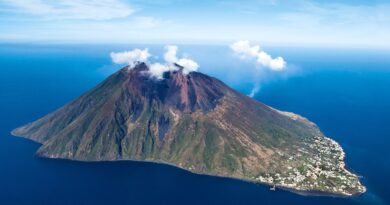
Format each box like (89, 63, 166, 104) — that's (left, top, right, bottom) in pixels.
(0, 0, 390, 48)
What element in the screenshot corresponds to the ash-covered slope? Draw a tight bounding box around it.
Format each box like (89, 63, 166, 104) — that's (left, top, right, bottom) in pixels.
(12, 63, 365, 196)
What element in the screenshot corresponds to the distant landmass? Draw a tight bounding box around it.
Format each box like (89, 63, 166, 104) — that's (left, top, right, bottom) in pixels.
(12, 63, 365, 196)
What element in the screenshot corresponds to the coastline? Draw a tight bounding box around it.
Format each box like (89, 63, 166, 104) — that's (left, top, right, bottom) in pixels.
(10, 130, 364, 198)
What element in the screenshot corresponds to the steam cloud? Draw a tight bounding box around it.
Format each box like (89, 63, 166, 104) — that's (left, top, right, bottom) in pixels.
(230, 40, 287, 97)
(248, 84, 260, 98)
(230, 40, 286, 71)
(148, 45, 199, 79)
(110, 45, 199, 80)
(110, 48, 151, 67)
(148, 63, 169, 79)
(162, 45, 199, 75)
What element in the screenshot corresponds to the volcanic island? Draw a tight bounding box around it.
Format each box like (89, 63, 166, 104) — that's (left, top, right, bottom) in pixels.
(12, 63, 366, 196)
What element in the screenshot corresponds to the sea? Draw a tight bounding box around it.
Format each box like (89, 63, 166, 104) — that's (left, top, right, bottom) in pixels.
(0, 43, 389, 205)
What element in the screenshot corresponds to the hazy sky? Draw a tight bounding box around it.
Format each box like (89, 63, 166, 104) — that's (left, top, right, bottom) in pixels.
(1, 0, 389, 48)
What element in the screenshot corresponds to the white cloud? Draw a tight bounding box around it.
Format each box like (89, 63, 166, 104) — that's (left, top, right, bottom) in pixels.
(177, 58, 199, 74)
(110, 48, 151, 67)
(230, 40, 260, 58)
(2, 0, 134, 20)
(147, 45, 199, 79)
(148, 63, 170, 79)
(231, 40, 286, 71)
(111, 45, 199, 79)
(231, 40, 287, 98)
(164, 45, 179, 63)
(163, 45, 199, 74)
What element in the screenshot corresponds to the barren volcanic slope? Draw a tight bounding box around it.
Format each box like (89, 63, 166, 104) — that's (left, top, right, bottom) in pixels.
(13, 63, 365, 196)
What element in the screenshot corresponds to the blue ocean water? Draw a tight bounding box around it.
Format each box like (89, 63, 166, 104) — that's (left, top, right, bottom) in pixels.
(0, 44, 389, 205)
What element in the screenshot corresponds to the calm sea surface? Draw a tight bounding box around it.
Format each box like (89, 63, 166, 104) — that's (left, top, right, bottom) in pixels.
(0, 44, 389, 205)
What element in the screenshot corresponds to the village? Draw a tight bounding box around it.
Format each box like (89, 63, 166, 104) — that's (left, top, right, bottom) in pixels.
(255, 135, 366, 196)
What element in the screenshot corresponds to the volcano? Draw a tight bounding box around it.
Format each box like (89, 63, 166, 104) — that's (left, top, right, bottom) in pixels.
(12, 63, 365, 196)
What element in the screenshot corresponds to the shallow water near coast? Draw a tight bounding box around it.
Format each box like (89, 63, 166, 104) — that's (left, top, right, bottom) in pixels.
(0, 44, 389, 205)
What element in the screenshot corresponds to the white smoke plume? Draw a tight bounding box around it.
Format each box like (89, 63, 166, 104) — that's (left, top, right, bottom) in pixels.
(248, 83, 260, 98)
(164, 45, 179, 63)
(230, 40, 286, 71)
(110, 45, 199, 79)
(177, 58, 199, 74)
(163, 45, 199, 74)
(148, 63, 170, 79)
(148, 45, 199, 79)
(230, 40, 287, 97)
(110, 48, 151, 67)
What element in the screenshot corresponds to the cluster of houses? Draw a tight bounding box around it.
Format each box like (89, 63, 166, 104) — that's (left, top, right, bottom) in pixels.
(255, 135, 366, 196)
